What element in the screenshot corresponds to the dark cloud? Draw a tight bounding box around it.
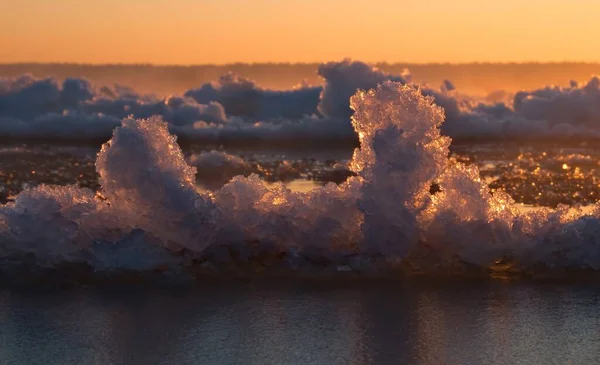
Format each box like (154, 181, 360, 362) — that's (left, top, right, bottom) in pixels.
(2, 64, 600, 144)
(184, 72, 322, 119)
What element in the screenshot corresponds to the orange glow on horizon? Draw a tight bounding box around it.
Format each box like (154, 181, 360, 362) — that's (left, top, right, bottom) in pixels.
(1, 0, 599, 65)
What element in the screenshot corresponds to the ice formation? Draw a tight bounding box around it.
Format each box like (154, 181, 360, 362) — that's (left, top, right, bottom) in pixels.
(349, 83, 450, 255)
(188, 150, 252, 188)
(95, 118, 220, 252)
(189, 150, 249, 174)
(3, 80, 600, 285)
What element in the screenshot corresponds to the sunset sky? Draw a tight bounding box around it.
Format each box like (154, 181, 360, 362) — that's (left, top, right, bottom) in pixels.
(1, 0, 598, 65)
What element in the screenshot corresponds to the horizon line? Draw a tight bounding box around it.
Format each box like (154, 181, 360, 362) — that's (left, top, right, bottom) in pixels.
(2, 61, 600, 67)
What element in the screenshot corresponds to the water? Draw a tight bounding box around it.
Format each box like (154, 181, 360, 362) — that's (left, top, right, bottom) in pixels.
(1, 282, 600, 365)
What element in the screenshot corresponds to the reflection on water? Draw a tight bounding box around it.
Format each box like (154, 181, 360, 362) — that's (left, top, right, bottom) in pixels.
(1, 282, 600, 365)
(514, 203, 595, 215)
(264, 179, 323, 192)
(197, 179, 322, 195)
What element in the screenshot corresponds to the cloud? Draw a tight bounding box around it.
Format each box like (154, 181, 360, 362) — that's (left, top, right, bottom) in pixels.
(514, 76, 600, 128)
(3, 65, 600, 145)
(0, 75, 230, 141)
(317, 59, 407, 118)
(184, 72, 322, 119)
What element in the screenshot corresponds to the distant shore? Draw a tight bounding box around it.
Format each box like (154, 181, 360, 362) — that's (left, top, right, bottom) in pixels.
(3, 62, 600, 95)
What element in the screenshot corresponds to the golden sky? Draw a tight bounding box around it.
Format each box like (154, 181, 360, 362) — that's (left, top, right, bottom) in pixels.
(1, 0, 598, 64)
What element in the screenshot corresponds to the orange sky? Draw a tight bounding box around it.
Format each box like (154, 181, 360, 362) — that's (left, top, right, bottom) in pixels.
(1, 0, 598, 65)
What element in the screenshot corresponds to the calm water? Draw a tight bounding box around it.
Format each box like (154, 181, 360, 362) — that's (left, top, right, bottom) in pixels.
(1, 281, 600, 365)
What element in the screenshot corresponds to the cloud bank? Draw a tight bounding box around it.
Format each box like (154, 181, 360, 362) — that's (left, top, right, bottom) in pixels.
(2, 61, 600, 144)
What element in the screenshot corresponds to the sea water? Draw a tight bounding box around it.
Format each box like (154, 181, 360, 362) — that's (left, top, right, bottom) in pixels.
(1, 281, 600, 365)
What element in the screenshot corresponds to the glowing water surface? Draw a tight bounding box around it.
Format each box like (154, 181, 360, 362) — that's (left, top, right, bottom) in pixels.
(1, 282, 600, 365)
